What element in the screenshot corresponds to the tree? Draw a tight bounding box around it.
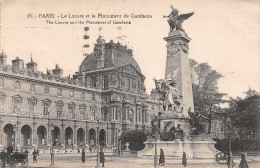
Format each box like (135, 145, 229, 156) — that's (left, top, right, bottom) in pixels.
(229, 88, 260, 142)
(119, 130, 147, 151)
(190, 59, 227, 134)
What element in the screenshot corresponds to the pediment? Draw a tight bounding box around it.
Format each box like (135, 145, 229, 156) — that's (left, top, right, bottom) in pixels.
(117, 64, 145, 79)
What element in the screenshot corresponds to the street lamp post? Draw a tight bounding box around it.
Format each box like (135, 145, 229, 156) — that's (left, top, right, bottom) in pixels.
(96, 116, 100, 168)
(227, 117, 233, 168)
(153, 116, 159, 168)
(50, 124, 54, 167)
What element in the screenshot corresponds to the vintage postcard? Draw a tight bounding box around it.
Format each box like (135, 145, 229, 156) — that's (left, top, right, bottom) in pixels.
(0, 0, 259, 168)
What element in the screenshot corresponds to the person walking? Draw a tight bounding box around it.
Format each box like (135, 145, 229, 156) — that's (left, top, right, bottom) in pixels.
(239, 153, 249, 168)
(81, 149, 85, 163)
(25, 149, 29, 158)
(182, 151, 187, 167)
(99, 148, 105, 167)
(159, 149, 165, 166)
(32, 149, 38, 163)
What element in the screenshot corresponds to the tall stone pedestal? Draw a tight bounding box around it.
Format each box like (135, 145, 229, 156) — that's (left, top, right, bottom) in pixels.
(164, 30, 194, 118)
(139, 135, 217, 159)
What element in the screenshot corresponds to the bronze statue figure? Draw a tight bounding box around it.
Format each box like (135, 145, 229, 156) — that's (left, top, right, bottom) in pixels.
(163, 5, 194, 32)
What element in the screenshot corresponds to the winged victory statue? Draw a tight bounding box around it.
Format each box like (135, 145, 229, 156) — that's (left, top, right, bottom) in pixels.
(163, 6, 194, 32)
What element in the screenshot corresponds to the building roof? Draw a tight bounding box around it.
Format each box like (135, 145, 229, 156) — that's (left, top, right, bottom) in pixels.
(79, 39, 141, 73)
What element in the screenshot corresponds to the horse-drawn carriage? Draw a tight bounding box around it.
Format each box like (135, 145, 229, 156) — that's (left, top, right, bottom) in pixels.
(0, 146, 28, 168)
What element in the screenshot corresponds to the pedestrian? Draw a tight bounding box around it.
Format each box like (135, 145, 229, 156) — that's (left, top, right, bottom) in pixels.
(78, 148, 80, 154)
(81, 149, 85, 163)
(89, 146, 92, 153)
(182, 151, 187, 167)
(99, 148, 105, 167)
(239, 153, 249, 168)
(32, 149, 38, 163)
(159, 149, 165, 166)
(25, 149, 29, 158)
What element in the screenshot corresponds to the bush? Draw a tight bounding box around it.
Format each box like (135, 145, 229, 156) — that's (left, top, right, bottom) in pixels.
(119, 130, 147, 151)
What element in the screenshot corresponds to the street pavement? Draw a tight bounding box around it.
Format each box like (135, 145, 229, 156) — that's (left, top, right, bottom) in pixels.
(22, 153, 260, 168)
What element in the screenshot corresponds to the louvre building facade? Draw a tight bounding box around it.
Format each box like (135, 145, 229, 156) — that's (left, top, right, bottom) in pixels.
(0, 37, 161, 151)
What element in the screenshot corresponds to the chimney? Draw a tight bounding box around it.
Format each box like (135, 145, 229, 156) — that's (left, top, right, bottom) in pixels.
(0, 50, 7, 67)
(95, 36, 105, 69)
(26, 56, 37, 73)
(12, 57, 24, 70)
(52, 64, 63, 78)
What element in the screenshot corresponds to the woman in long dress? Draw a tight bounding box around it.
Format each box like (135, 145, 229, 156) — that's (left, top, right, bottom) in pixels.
(239, 153, 249, 168)
(159, 149, 165, 166)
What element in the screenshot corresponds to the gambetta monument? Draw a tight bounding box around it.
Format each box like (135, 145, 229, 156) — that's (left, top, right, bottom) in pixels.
(139, 6, 217, 159)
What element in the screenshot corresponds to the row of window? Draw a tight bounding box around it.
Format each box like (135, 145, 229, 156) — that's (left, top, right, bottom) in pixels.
(0, 78, 95, 101)
(0, 94, 96, 120)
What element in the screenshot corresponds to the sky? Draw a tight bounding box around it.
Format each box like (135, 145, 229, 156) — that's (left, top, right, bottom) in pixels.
(1, 0, 260, 98)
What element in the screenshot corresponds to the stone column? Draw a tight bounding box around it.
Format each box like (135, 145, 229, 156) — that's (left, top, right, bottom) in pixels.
(0, 120, 3, 149)
(16, 118, 21, 149)
(85, 122, 88, 148)
(32, 119, 37, 147)
(73, 122, 78, 149)
(61, 120, 65, 149)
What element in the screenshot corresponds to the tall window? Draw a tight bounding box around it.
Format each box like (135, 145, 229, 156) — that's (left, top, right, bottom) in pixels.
(79, 104, 86, 119)
(0, 78, 4, 88)
(44, 86, 49, 94)
(13, 95, 22, 113)
(28, 97, 37, 114)
(42, 99, 51, 116)
(90, 76, 96, 87)
(30, 84, 36, 92)
(91, 93, 95, 101)
(81, 92, 85, 99)
(57, 88, 62, 96)
(15, 81, 20, 89)
(68, 103, 76, 118)
(69, 90, 74, 98)
(90, 107, 95, 120)
(43, 102, 50, 116)
(56, 101, 64, 117)
(0, 98, 4, 112)
(129, 109, 134, 124)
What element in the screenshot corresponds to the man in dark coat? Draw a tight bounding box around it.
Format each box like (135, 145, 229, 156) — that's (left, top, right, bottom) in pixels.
(159, 149, 165, 166)
(32, 149, 38, 163)
(81, 149, 85, 163)
(239, 153, 249, 168)
(182, 152, 187, 167)
(99, 148, 105, 167)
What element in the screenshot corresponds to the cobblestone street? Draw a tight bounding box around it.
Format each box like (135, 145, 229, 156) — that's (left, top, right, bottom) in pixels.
(21, 153, 260, 168)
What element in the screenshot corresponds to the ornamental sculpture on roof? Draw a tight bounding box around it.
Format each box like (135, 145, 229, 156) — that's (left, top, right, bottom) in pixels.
(163, 6, 194, 32)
